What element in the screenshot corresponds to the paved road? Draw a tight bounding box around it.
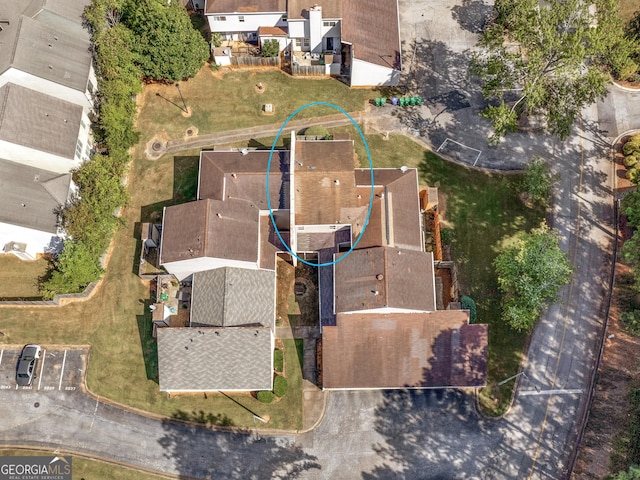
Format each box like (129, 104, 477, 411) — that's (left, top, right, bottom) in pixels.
(0, 0, 635, 478)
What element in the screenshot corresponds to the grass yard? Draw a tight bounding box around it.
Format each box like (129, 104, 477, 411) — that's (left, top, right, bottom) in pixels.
(0, 450, 164, 480)
(0, 255, 50, 299)
(135, 67, 371, 148)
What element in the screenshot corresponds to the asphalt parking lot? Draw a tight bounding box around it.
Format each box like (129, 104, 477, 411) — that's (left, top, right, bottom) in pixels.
(0, 347, 87, 392)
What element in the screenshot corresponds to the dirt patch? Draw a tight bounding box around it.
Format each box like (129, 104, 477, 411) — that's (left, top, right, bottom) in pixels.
(276, 257, 295, 327)
(184, 126, 199, 138)
(574, 264, 640, 478)
(144, 132, 171, 160)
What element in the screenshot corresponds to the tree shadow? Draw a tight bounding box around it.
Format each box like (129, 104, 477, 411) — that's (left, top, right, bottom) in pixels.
(451, 0, 494, 34)
(172, 409, 235, 427)
(158, 417, 321, 478)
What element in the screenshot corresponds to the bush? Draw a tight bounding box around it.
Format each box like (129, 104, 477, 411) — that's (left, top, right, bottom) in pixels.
(627, 166, 640, 184)
(273, 375, 288, 398)
(622, 310, 640, 336)
(274, 349, 284, 373)
(624, 136, 640, 156)
(522, 156, 554, 207)
(460, 295, 477, 323)
(626, 155, 639, 168)
(261, 39, 280, 58)
(256, 390, 275, 403)
(612, 465, 640, 480)
(440, 228, 454, 245)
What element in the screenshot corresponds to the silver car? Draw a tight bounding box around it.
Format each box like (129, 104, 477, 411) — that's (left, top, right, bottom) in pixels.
(16, 344, 41, 386)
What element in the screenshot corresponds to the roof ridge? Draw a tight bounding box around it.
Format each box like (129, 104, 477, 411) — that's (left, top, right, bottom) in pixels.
(9, 16, 25, 66)
(0, 83, 11, 131)
(383, 247, 389, 307)
(221, 267, 229, 327)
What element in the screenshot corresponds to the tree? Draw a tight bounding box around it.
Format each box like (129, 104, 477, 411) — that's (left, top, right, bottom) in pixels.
(42, 241, 104, 298)
(261, 39, 280, 58)
(472, 0, 634, 143)
(522, 156, 555, 207)
(122, 0, 209, 81)
(494, 222, 572, 331)
(612, 466, 640, 480)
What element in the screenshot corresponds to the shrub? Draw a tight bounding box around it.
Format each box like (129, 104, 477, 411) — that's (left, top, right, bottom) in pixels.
(261, 39, 280, 58)
(274, 349, 284, 373)
(627, 166, 640, 184)
(256, 390, 275, 403)
(624, 136, 640, 156)
(622, 310, 640, 336)
(460, 295, 477, 323)
(626, 155, 639, 168)
(522, 156, 554, 207)
(440, 228, 454, 245)
(273, 375, 288, 398)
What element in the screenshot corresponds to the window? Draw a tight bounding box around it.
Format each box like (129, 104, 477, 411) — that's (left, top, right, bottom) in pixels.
(303, 38, 310, 47)
(80, 119, 87, 130)
(75, 139, 83, 159)
(239, 15, 245, 22)
(295, 38, 302, 47)
(214, 16, 226, 21)
(87, 80, 94, 95)
(323, 21, 337, 27)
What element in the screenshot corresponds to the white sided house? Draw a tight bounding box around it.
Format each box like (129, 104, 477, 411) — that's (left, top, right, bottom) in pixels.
(205, 0, 401, 86)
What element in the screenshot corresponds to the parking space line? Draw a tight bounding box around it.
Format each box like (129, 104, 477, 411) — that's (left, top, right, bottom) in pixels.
(37, 350, 46, 391)
(58, 350, 67, 390)
(0, 349, 3, 366)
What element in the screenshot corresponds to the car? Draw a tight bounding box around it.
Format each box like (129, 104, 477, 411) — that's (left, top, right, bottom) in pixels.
(16, 344, 41, 387)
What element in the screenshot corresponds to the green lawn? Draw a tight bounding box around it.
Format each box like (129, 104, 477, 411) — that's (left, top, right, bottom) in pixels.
(0, 255, 51, 299)
(0, 450, 164, 480)
(135, 67, 371, 148)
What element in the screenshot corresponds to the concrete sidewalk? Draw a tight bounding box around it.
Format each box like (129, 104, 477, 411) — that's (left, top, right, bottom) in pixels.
(146, 111, 365, 160)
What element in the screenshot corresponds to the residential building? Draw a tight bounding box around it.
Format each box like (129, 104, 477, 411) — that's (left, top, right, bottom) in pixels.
(153, 133, 488, 393)
(0, 0, 94, 258)
(205, 0, 401, 86)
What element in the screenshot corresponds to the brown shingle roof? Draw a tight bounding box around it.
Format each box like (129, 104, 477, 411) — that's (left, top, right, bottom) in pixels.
(205, 0, 286, 14)
(354, 168, 423, 251)
(334, 246, 436, 313)
(294, 140, 365, 225)
(160, 198, 259, 264)
(198, 150, 290, 210)
(287, 0, 342, 19)
(341, 0, 401, 70)
(258, 26, 288, 36)
(322, 311, 488, 389)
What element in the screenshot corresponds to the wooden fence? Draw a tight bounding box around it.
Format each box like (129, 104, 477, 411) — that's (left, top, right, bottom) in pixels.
(231, 56, 280, 67)
(292, 64, 326, 76)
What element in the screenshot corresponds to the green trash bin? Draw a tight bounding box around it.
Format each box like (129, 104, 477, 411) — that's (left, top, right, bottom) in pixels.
(161, 293, 169, 302)
(380, 97, 387, 106)
(416, 95, 423, 106)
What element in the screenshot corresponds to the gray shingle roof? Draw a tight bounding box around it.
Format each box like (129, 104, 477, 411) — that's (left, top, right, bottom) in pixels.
(191, 267, 275, 328)
(0, 0, 92, 92)
(0, 83, 83, 158)
(157, 327, 273, 392)
(0, 158, 70, 233)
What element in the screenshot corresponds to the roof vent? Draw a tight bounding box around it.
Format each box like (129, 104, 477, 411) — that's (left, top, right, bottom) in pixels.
(231, 173, 237, 178)
(376, 274, 384, 281)
(334, 179, 340, 185)
(48, 64, 53, 69)
(240, 148, 249, 155)
(400, 165, 408, 173)
(216, 213, 222, 218)
(373, 290, 380, 296)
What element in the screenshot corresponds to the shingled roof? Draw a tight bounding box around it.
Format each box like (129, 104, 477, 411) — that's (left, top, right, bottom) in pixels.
(341, 0, 402, 70)
(205, 0, 286, 14)
(157, 327, 273, 392)
(322, 311, 488, 389)
(190, 267, 275, 328)
(0, 83, 82, 159)
(0, 158, 70, 233)
(334, 246, 437, 313)
(160, 198, 260, 265)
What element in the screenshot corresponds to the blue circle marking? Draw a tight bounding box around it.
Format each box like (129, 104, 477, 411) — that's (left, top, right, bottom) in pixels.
(266, 101, 374, 267)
